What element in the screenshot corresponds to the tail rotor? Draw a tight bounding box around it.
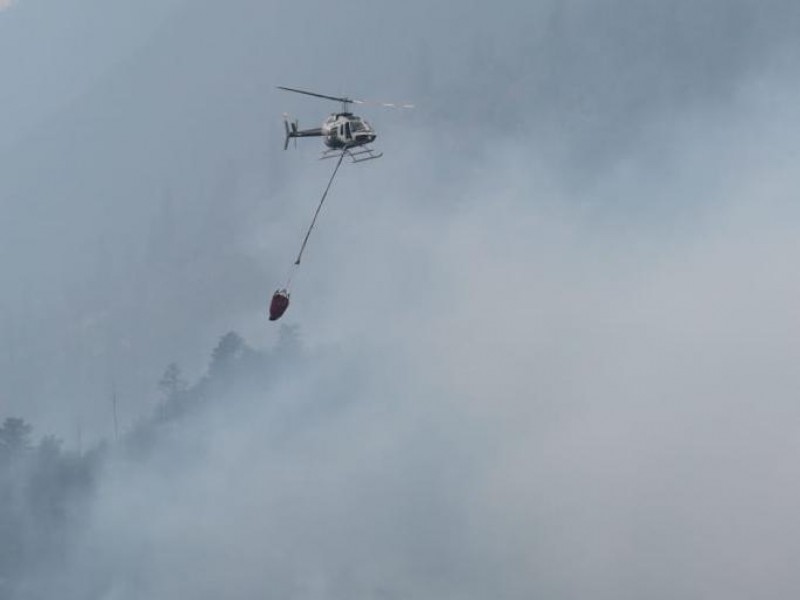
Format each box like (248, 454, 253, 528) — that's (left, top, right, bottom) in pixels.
(282, 113, 299, 150)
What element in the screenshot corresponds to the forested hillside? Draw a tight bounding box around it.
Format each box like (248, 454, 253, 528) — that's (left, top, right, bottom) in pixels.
(1, 326, 302, 599)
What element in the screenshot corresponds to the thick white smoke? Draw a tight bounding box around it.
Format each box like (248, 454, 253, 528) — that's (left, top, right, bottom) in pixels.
(5, 1, 800, 598)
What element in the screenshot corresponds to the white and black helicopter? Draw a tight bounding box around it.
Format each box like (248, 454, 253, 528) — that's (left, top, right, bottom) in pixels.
(278, 86, 413, 163)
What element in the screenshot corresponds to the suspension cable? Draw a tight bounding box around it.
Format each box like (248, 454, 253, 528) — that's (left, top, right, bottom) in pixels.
(294, 152, 346, 267)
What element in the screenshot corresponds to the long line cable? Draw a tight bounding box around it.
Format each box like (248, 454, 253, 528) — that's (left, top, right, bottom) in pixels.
(294, 151, 346, 266)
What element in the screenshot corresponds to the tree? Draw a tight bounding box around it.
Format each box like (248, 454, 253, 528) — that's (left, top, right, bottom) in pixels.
(209, 331, 247, 378)
(0, 417, 33, 460)
(36, 435, 63, 463)
(158, 362, 186, 399)
(155, 362, 191, 422)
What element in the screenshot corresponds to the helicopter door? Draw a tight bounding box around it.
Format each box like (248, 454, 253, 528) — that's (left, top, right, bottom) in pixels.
(344, 121, 352, 141)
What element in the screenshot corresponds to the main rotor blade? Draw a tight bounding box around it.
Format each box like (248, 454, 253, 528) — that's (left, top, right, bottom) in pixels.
(352, 99, 415, 110)
(277, 86, 352, 104)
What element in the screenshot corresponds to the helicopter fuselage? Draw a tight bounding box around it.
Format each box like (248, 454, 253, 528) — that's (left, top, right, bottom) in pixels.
(321, 113, 377, 149)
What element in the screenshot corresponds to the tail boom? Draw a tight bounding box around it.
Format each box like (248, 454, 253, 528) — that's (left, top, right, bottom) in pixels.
(283, 118, 323, 150)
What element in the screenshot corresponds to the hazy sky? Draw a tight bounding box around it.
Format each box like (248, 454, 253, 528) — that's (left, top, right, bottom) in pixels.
(3, 0, 800, 598)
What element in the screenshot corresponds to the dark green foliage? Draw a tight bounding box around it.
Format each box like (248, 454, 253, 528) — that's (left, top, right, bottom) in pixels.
(0, 329, 303, 597)
(0, 424, 102, 594)
(0, 417, 33, 461)
(154, 362, 191, 423)
(158, 362, 187, 400)
(209, 331, 249, 379)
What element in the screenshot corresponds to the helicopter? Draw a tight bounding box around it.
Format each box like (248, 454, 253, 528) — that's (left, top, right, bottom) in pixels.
(278, 86, 413, 163)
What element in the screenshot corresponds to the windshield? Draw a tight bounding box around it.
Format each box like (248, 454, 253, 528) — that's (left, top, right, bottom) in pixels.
(350, 119, 366, 133)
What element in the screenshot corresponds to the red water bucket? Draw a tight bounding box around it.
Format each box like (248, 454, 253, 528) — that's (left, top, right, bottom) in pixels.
(269, 290, 290, 321)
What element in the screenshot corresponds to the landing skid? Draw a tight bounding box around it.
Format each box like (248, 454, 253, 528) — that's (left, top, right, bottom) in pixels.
(321, 145, 383, 163)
